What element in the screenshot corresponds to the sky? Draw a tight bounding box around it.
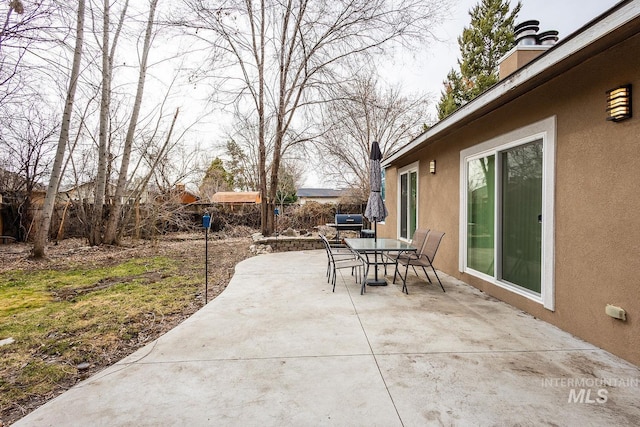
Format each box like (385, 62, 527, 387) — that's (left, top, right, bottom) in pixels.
(301, 0, 622, 187)
(377, 0, 622, 119)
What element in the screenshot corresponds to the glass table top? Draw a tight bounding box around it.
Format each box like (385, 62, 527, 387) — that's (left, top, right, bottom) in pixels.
(344, 238, 417, 252)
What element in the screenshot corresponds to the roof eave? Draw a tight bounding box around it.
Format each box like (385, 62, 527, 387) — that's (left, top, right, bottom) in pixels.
(382, 0, 638, 168)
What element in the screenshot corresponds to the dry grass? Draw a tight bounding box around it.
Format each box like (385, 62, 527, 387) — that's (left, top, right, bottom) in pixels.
(0, 232, 253, 426)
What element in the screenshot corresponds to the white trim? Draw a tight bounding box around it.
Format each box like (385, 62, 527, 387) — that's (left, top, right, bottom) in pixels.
(542, 118, 557, 310)
(398, 161, 419, 175)
(397, 161, 419, 241)
(459, 117, 556, 311)
(383, 1, 638, 169)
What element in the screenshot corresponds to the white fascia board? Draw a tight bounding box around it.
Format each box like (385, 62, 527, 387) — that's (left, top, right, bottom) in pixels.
(382, 0, 639, 168)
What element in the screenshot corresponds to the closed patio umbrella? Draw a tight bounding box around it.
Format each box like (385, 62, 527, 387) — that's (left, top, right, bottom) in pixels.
(364, 140, 388, 240)
(364, 141, 388, 286)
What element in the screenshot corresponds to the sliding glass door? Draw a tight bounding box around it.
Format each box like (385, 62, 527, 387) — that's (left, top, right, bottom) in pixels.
(501, 141, 542, 293)
(461, 118, 555, 308)
(399, 163, 418, 241)
(464, 140, 543, 294)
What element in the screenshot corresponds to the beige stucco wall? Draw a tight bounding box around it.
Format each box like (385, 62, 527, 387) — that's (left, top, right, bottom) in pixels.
(381, 32, 640, 366)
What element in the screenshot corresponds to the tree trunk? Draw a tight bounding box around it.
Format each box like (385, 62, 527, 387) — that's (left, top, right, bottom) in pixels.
(90, 0, 111, 246)
(104, 0, 158, 245)
(256, 2, 270, 236)
(32, 0, 85, 258)
(90, 0, 128, 246)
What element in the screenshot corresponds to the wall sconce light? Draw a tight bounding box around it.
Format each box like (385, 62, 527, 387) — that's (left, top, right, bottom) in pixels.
(606, 84, 632, 122)
(429, 160, 436, 174)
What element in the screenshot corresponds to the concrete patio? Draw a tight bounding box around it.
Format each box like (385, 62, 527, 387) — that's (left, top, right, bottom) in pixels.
(14, 249, 640, 426)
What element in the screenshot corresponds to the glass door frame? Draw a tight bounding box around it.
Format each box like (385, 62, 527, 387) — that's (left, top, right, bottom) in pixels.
(397, 161, 419, 242)
(459, 117, 556, 311)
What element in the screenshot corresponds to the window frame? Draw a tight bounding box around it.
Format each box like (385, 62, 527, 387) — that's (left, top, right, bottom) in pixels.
(459, 117, 556, 310)
(397, 161, 419, 242)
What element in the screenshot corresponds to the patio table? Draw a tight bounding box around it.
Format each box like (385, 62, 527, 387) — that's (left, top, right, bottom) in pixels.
(344, 238, 417, 294)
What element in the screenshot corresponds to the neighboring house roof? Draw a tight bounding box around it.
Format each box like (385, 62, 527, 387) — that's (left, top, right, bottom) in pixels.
(0, 168, 46, 192)
(177, 191, 199, 204)
(60, 181, 117, 193)
(383, 0, 637, 167)
(296, 188, 345, 198)
(212, 191, 261, 204)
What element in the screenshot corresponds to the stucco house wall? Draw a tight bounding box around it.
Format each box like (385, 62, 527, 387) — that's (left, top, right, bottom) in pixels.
(379, 21, 640, 365)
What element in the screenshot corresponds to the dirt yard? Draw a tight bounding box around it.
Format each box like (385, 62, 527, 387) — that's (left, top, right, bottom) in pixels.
(0, 231, 255, 426)
(0, 231, 254, 275)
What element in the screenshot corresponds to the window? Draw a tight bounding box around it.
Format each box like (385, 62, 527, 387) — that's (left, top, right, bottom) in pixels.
(398, 162, 418, 241)
(460, 117, 555, 310)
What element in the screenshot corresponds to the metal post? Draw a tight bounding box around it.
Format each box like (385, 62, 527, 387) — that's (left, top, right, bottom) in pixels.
(202, 212, 211, 303)
(373, 220, 379, 281)
(274, 208, 279, 249)
(205, 227, 208, 303)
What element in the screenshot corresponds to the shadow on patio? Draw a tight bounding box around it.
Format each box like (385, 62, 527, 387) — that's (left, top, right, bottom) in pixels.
(15, 249, 640, 426)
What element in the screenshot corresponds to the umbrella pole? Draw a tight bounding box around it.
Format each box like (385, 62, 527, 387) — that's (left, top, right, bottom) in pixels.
(374, 220, 378, 280)
(374, 221, 377, 242)
(368, 220, 386, 285)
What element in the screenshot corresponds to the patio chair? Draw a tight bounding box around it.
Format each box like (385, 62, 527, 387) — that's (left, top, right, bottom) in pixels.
(319, 233, 354, 278)
(393, 230, 446, 294)
(320, 234, 364, 292)
(385, 228, 430, 266)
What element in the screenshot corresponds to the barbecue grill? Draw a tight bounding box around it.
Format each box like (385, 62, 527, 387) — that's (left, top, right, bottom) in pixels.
(334, 214, 363, 231)
(328, 214, 364, 241)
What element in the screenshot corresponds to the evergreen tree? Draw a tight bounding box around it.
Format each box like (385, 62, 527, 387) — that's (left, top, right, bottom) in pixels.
(199, 158, 234, 200)
(225, 139, 258, 191)
(436, 0, 521, 120)
(436, 69, 468, 120)
(275, 166, 299, 209)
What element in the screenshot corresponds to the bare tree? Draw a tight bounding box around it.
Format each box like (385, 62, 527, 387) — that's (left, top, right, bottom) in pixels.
(1, 0, 67, 210)
(88, 0, 128, 245)
(122, 107, 196, 241)
(0, 108, 57, 191)
(103, 0, 159, 245)
(4, 0, 206, 251)
(32, 0, 85, 258)
(178, 0, 446, 235)
(0, 106, 58, 241)
(0, 0, 60, 106)
(77, 0, 203, 246)
(315, 68, 429, 199)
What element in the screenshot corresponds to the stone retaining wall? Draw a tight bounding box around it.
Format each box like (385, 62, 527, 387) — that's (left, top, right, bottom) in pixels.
(251, 235, 324, 253)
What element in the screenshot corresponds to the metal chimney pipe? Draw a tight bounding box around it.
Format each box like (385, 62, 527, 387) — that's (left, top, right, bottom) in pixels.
(514, 20, 540, 46)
